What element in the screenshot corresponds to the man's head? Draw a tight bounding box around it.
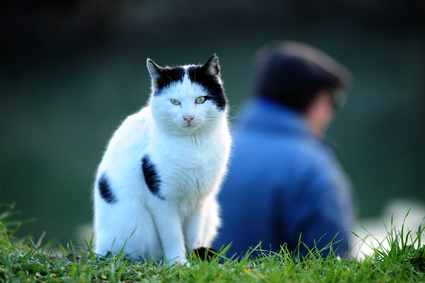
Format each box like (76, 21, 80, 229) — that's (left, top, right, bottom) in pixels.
(254, 41, 352, 135)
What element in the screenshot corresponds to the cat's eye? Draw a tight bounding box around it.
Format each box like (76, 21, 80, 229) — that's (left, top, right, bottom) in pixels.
(170, 99, 181, 105)
(195, 96, 206, 104)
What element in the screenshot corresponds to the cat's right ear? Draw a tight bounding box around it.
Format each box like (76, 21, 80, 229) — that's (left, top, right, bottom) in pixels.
(147, 59, 163, 89)
(203, 54, 220, 77)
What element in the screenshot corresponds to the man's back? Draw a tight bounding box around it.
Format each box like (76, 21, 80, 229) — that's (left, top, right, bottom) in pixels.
(214, 97, 355, 258)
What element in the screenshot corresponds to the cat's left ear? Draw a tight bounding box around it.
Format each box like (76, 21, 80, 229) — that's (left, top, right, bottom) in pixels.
(203, 54, 220, 77)
(147, 58, 163, 85)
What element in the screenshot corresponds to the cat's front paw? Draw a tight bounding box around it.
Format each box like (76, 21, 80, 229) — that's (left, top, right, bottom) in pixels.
(167, 256, 189, 267)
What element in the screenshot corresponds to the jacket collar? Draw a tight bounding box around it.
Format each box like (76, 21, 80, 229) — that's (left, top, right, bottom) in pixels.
(236, 95, 312, 138)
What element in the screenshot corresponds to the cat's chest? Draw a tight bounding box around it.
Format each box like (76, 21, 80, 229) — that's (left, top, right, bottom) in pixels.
(152, 135, 224, 198)
(159, 140, 219, 176)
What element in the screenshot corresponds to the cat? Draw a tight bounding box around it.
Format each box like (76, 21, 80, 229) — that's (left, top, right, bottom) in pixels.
(93, 55, 231, 265)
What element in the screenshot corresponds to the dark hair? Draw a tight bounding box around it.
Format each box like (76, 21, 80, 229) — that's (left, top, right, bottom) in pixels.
(254, 41, 351, 113)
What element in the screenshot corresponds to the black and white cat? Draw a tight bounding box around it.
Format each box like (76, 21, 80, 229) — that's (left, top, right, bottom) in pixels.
(93, 55, 231, 265)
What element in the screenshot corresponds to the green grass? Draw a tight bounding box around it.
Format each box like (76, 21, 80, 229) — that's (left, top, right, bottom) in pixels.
(1, 204, 425, 282)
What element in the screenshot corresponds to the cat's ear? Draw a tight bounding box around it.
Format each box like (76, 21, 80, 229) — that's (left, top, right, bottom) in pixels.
(147, 58, 163, 87)
(203, 54, 220, 77)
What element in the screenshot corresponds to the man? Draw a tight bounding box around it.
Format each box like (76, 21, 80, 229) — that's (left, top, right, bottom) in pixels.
(214, 41, 356, 258)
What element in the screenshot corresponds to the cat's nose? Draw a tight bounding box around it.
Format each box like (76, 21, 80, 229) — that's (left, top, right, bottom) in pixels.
(183, 114, 195, 123)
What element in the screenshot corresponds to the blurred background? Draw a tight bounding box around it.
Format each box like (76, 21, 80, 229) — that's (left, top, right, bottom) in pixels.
(1, 0, 424, 252)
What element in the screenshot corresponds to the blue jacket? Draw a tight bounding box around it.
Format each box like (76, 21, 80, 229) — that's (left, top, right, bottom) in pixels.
(214, 96, 356, 258)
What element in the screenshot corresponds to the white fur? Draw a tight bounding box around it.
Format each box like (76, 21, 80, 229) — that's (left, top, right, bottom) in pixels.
(93, 62, 231, 265)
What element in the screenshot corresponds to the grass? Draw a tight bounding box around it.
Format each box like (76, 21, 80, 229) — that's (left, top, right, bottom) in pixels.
(1, 203, 425, 282)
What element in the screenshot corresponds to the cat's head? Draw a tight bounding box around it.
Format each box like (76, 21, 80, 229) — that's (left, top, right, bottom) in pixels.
(147, 55, 227, 135)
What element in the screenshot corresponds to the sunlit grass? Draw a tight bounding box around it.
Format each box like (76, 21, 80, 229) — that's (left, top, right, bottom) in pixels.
(1, 204, 425, 282)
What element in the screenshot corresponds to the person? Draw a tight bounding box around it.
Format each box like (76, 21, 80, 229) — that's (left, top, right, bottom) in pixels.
(213, 41, 356, 259)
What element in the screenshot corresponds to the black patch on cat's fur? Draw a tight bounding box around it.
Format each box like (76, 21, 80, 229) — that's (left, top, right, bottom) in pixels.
(187, 66, 226, 111)
(98, 174, 117, 204)
(141, 155, 163, 200)
(191, 247, 221, 263)
(154, 67, 185, 93)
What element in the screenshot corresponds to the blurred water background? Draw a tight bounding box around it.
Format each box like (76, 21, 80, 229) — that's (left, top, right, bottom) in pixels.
(1, 1, 424, 253)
